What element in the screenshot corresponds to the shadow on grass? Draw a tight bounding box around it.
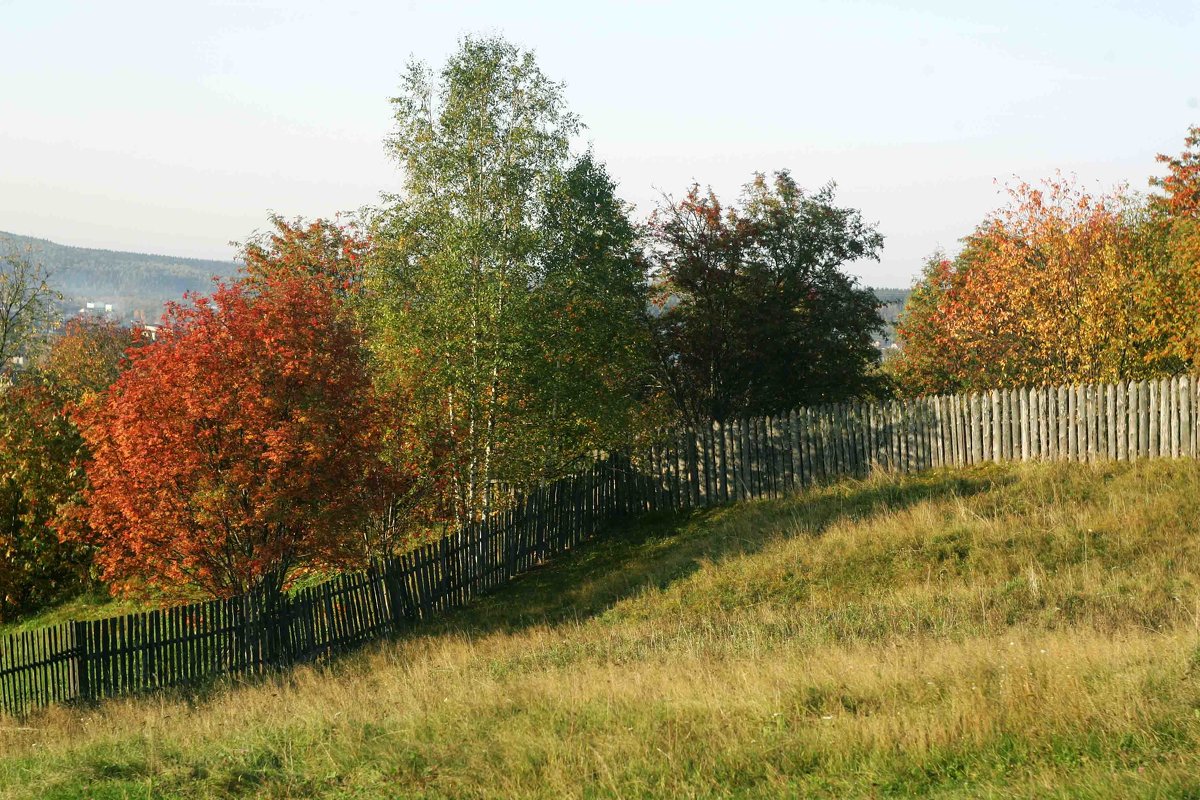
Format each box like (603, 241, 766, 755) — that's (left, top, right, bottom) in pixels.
(9, 467, 1011, 720)
(422, 466, 1012, 638)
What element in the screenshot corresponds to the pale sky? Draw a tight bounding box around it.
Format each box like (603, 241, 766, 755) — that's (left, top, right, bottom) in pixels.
(1, 0, 1197, 287)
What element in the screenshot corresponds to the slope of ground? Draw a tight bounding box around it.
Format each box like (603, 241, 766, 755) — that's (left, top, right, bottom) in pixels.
(3, 460, 1200, 798)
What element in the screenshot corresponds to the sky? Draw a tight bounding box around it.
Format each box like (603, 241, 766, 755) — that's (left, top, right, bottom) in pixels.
(1, 0, 1197, 287)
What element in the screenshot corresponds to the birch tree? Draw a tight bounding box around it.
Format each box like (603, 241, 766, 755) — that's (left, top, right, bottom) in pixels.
(370, 36, 649, 523)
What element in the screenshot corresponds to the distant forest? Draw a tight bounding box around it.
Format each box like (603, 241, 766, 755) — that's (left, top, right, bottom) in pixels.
(0, 230, 909, 332)
(0, 231, 235, 321)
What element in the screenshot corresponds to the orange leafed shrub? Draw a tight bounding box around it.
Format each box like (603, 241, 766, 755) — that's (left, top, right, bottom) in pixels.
(892, 176, 1178, 394)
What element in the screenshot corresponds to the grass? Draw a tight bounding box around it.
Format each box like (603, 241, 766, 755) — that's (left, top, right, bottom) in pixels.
(0, 593, 149, 637)
(4, 459, 1200, 797)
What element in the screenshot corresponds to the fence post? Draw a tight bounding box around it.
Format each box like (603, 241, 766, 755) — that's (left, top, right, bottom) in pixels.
(72, 620, 90, 704)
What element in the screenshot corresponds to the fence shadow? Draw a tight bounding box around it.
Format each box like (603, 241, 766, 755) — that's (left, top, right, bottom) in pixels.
(420, 468, 1009, 639)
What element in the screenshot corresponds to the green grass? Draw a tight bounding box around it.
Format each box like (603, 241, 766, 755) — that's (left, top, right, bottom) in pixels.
(4, 459, 1200, 798)
(0, 592, 149, 637)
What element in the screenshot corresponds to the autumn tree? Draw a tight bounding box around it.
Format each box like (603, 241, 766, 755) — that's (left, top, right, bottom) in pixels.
(241, 216, 448, 551)
(1151, 125, 1200, 220)
(370, 36, 650, 522)
(40, 318, 133, 400)
(1143, 125, 1200, 368)
(0, 318, 136, 620)
(892, 176, 1177, 395)
(648, 172, 886, 425)
(0, 375, 92, 620)
(70, 257, 412, 599)
(239, 214, 368, 292)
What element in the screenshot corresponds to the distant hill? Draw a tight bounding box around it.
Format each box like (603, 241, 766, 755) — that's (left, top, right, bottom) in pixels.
(870, 287, 909, 346)
(0, 232, 236, 321)
(0, 230, 911, 337)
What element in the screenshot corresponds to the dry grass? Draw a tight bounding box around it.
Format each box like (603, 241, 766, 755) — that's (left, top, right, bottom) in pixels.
(3, 460, 1200, 798)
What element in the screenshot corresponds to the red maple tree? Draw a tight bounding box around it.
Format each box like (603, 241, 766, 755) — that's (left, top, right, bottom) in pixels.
(69, 257, 410, 599)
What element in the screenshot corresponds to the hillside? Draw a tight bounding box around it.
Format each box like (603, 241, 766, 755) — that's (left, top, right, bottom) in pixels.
(0, 231, 235, 320)
(2, 459, 1199, 798)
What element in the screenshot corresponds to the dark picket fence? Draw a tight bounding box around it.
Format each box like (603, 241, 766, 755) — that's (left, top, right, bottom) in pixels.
(1, 458, 631, 717)
(4, 374, 1200, 717)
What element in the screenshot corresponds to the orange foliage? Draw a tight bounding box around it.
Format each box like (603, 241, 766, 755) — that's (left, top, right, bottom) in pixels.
(66, 239, 416, 599)
(893, 176, 1178, 394)
(1151, 125, 1200, 220)
(1144, 126, 1200, 368)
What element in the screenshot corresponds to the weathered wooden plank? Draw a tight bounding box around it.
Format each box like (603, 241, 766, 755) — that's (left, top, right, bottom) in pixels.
(1086, 384, 1098, 464)
(1183, 376, 1194, 459)
(1067, 385, 1080, 462)
(1170, 376, 1181, 458)
(1116, 381, 1127, 461)
(1104, 383, 1116, 460)
(1018, 388, 1030, 462)
(979, 392, 990, 462)
(1150, 379, 1160, 459)
(1131, 380, 1142, 458)
(999, 388, 1011, 462)
(958, 393, 970, 466)
(787, 412, 803, 488)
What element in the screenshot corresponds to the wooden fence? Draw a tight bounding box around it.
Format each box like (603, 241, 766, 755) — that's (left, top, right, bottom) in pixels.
(1, 459, 623, 717)
(3, 375, 1198, 716)
(629, 375, 1200, 512)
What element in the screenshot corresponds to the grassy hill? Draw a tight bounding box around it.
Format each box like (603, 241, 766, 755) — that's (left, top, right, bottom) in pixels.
(4, 459, 1200, 798)
(0, 232, 235, 320)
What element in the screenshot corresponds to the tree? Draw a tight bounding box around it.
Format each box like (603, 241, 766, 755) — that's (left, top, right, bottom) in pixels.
(40, 317, 133, 400)
(0, 374, 93, 621)
(1150, 124, 1200, 220)
(69, 263, 411, 599)
(512, 153, 654, 477)
(238, 215, 368, 292)
(241, 216, 450, 552)
(647, 172, 886, 425)
(0, 317, 137, 620)
(1143, 125, 1200, 368)
(370, 36, 649, 522)
(0, 245, 60, 371)
(891, 176, 1176, 394)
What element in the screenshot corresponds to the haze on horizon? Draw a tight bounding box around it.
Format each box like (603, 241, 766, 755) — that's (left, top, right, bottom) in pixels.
(1, 0, 1197, 288)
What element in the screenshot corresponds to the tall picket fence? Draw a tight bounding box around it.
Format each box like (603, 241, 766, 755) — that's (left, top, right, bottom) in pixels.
(627, 376, 1200, 512)
(3, 375, 1198, 717)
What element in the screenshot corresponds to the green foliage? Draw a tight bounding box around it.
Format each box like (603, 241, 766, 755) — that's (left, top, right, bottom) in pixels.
(648, 171, 887, 425)
(513, 153, 655, 475)
(369, 36, 651, 521)
(0, 374, 92, 621)
(0, 246, 60, 369)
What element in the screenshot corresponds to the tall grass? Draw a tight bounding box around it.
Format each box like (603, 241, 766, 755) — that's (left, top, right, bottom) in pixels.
(3, 460, 1200, 798)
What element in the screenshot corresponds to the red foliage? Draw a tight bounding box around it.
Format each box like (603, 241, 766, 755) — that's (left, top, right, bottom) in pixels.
(1151, 125, 1200, 220)
(68, 263, 411, 599)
